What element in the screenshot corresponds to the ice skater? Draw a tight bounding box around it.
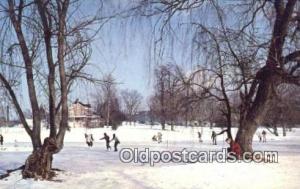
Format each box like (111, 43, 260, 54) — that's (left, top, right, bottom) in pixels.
(0, 134, 3, 146)
(257, 132, 262, 142)
(262, 130, 267, 143)
(152, 135, 157, 141)
(85, 133, 94, 147)
(100, 133, 111, 150)
(197, 131, 203, 143)
(157, 132, 162, 143)
(110, 134, 120, 152)
(211, 131, 217, 145)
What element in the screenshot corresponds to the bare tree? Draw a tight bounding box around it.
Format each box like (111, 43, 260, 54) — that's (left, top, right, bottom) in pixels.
(93, 74, 125, 129)
(264, 85, 300, 136)
(100, 74, 116, 127)
(152, 65, 168, 129)
(121, 89, 143, 125)
(0, 0, 104, 179)
(149, 64, 185, 130)
(136, 0, 300, 153)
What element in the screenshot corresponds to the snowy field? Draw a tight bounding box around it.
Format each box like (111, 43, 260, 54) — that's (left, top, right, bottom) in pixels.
(0, 123, 300, 189)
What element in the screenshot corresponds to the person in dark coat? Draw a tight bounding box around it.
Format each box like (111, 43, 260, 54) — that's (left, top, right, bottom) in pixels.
(0, 134, 3, 146)
(85, 133, 94, 147)
(100, 133, 111, 150)
(152, 135, 157, 141)
(197, 131, 203, 143)
(257, 132, 262, 142)
(262, 130, 267, 143)
(226, 138, 242, 159)
(110, 134, 120, 152)
(211, 131, 217, 145)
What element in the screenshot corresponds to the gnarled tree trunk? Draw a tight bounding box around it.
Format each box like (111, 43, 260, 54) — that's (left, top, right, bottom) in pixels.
(236, 68, 280, 152)
(22, 138, 58, 180)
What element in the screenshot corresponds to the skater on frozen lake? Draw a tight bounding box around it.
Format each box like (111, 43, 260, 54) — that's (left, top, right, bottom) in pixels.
(157, 132, 162, 143)
(152, 135, 157, 141)
(85, 133, 94, 147)
(197, 131, 203, 143)
(111, 134, 120, 152)
(211, 131, 217, 145)
(225, 137, 241, 159)
(262, 130, 267, 143)
(100, 133, 111, 150)
(257, 132, 262, 142)
(0, 134, 3, 145)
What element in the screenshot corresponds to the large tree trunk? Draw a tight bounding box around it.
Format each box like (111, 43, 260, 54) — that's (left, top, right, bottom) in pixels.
(236, 68, 279, 152)
(22, 138, 58, 180)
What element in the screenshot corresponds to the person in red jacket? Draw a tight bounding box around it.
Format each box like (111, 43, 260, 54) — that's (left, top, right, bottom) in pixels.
(226, 138, 242, 159)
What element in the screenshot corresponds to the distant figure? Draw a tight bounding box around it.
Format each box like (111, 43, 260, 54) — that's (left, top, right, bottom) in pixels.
(197, 131, 203, 143)
(225, 138, 241, 159)
(157, 132, 162, 143)
(100, 133, 111, 150)
(14, 140, 18, 148)
(152, 135, 157, 142)
(257, 133, 262, 142)
(262, 130, 267, 143)
(91, 134, 94, 143)
(0, 134, 3, 145)
(211, 131, 217, 145)
(85, 133, 94, 147)
(84, 133, 88, 145)
(111, 134, 120, 152)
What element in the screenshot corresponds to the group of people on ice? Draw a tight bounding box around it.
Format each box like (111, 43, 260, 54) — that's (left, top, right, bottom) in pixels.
(195, 129, 269, 159)
(206, 129, 267, 145)
(257, 130, 267, 143)
(84, 132, 120, 151)
(100, 133, 120, 151)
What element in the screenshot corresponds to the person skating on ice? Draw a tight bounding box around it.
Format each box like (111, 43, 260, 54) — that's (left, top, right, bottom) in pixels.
(110, 134, 120, 152)
(100, 133, 111, 150)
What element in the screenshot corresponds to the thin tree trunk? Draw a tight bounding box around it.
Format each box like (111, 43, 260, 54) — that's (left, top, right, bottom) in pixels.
(56, 0, 70, 149)
(8, 0, 42, 150)
(282, 124, 286, 136)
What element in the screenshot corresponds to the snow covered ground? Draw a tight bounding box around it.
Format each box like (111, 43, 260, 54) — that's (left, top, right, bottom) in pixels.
(0, 123, 300, 189)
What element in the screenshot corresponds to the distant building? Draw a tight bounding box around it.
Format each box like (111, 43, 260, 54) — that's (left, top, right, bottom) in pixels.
(69, 99, 104, 128)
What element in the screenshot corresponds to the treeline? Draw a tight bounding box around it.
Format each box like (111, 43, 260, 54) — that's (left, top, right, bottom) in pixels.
(148, 64, 300, 133)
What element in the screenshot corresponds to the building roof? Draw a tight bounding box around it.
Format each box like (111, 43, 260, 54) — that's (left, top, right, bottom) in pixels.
(73, 99, 91, 108)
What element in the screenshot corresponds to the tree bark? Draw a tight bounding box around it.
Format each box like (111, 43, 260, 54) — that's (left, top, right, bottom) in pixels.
(22, 138, 58, 180)
(55, 0, 70, 149)
(236, 68, 279, 152)
(36, 0, 57, 138)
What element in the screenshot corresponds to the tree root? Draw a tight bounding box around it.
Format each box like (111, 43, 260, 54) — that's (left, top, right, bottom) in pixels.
(0, 165, 25, 180)
(0, 165, 64, 181)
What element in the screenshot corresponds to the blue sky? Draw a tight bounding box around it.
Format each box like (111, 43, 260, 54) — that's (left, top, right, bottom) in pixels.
(69, 5, 156, 107)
